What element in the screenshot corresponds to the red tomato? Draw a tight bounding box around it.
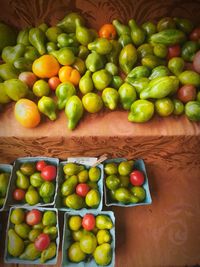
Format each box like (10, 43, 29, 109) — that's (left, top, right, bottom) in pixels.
(76, 183, 90, 197)
(13, 188, 26, 201)
(36, 160, 47, 171)
(41, 165, 57, 181)
(177, 85, 197, 103)
(26, 209, 42, 226)
(82, 214, 96, 231)
(167, 44, 181, 60)
(190, 27, 200, 41)
(34, 233, 50, 251)
(130, 170, 145, 186)
(48, 76, 61, 91)
(193, 51, 200, 73)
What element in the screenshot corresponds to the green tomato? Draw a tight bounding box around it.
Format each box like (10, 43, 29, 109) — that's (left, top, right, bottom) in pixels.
(173, 99, 185, 115)
(155, 97, 174, 117)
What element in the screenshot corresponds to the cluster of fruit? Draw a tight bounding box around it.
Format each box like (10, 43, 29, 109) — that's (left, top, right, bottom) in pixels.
(104, 160, 147, 205)
(0, 13, 200, 130)
(60, 162, 102, 210)
(0, 169, 10, 208)
(7, 208, 58, 264)
(12, 160, 57, 205)
(66, 213, 114, 266)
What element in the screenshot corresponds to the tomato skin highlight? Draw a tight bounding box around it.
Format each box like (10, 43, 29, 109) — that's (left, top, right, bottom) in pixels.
(130, 170, 145, 186)
(34, 233, 50, 251)
(36, 160, 47, 171)
(26, 209, 42, 226)
(76, 183, 90, 197)
(82, 214, 96, 231)
(13, 188, 26, 201)
(41, 165, 57, 181)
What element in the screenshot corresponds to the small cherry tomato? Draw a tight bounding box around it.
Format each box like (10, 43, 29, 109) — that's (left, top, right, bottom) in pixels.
(34, 233, 50, 251)
(130, 170, 145, 186)
(41, 165, 57, 181)
(82, 214, 96, 231)
(177, 85, 197, 103)
(36, 160, 47, 171)
(167, 44, 181, 60)
(13, 188, 26, 201)
(26, 209, 42, 226)
(99, 23, 117, 40)
(48, 76, 61, 91)
(76, 183, 90, 197)
(190, 27, 200, 41)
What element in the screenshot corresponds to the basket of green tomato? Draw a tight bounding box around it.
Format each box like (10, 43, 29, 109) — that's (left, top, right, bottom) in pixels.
(62, 210, 115, 266)
(104, 158, 152, 207)
(0, 163, 12, 211)
(55, 157, 103, 212)
(4, 206, 59, 265)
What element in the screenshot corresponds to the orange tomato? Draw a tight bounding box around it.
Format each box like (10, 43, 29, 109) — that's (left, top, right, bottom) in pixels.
(48, 76, 61, 91)
(99, 23, 117, 40)
(58, 66, 81, 86)
(14, 99, 41, 128)
(32, 55, 60, 78)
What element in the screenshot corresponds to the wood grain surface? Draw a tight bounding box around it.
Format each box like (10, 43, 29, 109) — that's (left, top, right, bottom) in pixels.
(0, 0, 200, 266)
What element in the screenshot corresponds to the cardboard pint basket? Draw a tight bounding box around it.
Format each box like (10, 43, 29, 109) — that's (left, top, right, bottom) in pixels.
(0, 163, 13, 211)
(4, 206, 60, 265)
(55, 157, 104, 213)
(62, 210, 115, 267)
(6, 157, 59, 207)
(104, 158, 152, 207)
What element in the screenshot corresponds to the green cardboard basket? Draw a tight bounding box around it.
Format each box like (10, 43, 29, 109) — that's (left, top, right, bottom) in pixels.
(62, 210, 115, 267)
(0, 163, 13, 211)
(4, 206, 60, 265)
(104, 158, 152, 207)
(55, 157, 103, 212)
(6, 157, 59, 207)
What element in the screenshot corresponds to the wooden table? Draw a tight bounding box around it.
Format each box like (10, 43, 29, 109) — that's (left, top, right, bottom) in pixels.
(0, 103, 200, 267)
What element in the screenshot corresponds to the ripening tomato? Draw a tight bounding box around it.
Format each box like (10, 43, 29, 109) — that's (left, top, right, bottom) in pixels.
(167, 44, 181, 60)
(36, 160, 47, 171)
(34, 233, 50, 251)
(18, 71, 37, 88)
(76, 183, 90, 197)
(48, 76, 61, 91)
(82, 214, 96, 231)
(177, 85, 197, 103)
(26, 209, 42, 226)
(41, 165, 57, 181)
(130, 170, 145, 186)
(99, 23, 117, 40)
(13, 188, 26, 201)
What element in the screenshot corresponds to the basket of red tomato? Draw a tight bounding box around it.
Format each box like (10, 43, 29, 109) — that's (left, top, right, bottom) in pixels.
(6, 157, 59, 207)
(104, 158, 152, 207)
